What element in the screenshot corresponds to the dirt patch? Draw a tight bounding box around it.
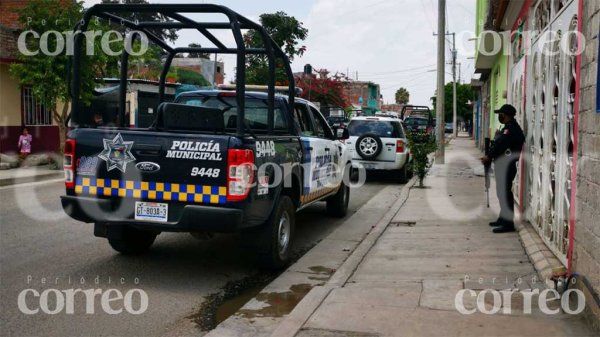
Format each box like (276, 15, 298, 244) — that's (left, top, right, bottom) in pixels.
(308, 265, 336, 275)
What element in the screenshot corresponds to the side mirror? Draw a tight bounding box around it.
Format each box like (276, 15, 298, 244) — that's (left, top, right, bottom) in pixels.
(335, 128, 350, 140)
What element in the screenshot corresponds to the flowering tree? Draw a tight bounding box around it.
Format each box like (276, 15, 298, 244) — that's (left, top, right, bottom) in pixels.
(295, 76, 350, 109)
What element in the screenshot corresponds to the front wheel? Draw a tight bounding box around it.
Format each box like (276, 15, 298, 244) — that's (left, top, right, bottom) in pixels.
(252, 195, 296, 269)
(108, 226, 157, 255)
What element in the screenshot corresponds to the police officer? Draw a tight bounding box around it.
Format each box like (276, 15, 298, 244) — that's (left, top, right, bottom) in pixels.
(481, 104, 525, 233)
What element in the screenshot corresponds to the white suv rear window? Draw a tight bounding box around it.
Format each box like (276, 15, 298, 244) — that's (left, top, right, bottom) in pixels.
(348, 120, 404, 138)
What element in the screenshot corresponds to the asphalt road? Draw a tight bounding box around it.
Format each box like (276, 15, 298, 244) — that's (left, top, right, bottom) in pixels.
(0, 176, 390, 337)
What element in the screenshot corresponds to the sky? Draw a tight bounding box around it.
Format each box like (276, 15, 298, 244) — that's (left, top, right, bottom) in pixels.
(82, 0, 477, 107)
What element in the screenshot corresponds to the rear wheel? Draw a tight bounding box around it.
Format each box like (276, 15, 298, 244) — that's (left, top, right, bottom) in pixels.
(251, 195, 295, 269)
(327, 181, 350, 217)
(108, 226, 157, 255)
(397, 164, 408, 183)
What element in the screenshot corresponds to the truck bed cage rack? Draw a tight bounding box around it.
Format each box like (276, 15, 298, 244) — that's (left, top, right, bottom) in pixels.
(71, 3, 295, 136)
(400, 105, 433, 120)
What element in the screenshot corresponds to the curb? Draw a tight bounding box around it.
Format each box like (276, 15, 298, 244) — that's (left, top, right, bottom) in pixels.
(269, 176, 418, 337)
(516, 220, 565, 288)
(0, 171, 64, 187)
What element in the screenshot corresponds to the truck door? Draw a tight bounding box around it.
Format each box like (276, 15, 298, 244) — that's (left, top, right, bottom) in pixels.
(293, 102, 324, 203)
(309, 105, 342, 189)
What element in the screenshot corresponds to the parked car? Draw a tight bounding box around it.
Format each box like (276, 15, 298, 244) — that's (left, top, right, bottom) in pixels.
(400, 105, 435, 139)
(445, 122, 453, 133)
(327, 115, 349, 129)
(345, 116, 412, 183)
(403, 116, 433, 134)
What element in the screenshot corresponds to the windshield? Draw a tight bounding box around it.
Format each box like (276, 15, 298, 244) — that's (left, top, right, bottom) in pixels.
(404, 118, 429, 126)
(348, 120, 404, 138)
(177, 95, 289, 133)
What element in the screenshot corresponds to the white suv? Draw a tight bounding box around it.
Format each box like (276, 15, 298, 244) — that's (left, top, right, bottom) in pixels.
(346, 116, 412, 183)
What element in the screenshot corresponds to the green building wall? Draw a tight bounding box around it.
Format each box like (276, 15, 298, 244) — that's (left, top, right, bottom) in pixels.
(489, 52, 508, 133)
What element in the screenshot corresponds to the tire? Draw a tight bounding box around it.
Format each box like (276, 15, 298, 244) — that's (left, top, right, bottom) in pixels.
(397, 164, 408, 183)
(108, 226, 157, 255)
(327, 180, 350, 217)
(355, 134, 383, 160)
(407, 158, 414, 178)
(253, 195, 296, 269)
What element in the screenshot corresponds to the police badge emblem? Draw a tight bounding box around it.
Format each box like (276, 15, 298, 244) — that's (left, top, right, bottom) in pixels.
(98, 133, 136, 172)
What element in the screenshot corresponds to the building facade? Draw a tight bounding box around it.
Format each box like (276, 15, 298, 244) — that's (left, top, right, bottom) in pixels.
(0, 0, 60, 155)
(472, 0, 599, 328)
(171, 57, 225, 85)
(574, 0, 600, 330)
(343, 80, 381, 115)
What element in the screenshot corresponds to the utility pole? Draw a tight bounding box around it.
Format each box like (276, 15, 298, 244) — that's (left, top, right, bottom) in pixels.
(213, 53, 218, 86)
(452, 43, 458, 137)
(436, 31, 458, 138)
(435, 0, 446, 164)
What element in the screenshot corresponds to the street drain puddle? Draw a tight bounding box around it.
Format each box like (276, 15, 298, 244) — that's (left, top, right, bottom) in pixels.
(187, 272, 278, 331)
(237, 283, 313, 319)
(215, 284, 265, 324)
(189, 247, 315, 332)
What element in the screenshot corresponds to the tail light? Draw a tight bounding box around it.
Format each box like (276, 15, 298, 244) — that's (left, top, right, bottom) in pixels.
(396, 139, 405, 153)
(64, 139, 77, 189)
(426, 126, 433, 134)
(227, 149, 255, 202)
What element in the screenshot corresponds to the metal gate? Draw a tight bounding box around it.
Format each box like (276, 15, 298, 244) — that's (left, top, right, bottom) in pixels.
(522, 0, 578, 265)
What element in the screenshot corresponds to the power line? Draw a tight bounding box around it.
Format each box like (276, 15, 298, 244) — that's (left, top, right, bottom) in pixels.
(420, 0, 436, 33)
(360, 64, 436, 77)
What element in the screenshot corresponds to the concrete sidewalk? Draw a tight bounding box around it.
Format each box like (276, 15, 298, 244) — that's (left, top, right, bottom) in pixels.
(270, 136, 594, 337)
(0, 165, 63, 187)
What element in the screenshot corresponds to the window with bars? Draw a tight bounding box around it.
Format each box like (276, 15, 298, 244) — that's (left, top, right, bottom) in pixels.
(21, 87, 52, 126)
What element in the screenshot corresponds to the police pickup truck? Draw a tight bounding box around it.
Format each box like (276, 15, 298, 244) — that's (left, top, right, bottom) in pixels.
(60, 2, 351, 269)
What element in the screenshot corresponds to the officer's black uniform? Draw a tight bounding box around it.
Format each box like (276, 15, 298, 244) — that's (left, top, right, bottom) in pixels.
(488, 105, 525, 233)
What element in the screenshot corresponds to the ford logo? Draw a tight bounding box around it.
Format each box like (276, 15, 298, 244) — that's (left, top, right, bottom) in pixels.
(135, 162, 160, 173)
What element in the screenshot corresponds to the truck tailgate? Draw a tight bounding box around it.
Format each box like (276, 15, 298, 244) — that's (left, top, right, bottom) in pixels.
(72, 128, 231, 205)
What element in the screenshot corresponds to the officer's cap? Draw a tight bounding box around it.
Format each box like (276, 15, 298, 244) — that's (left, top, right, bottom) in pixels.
(494, 104, 517, 116)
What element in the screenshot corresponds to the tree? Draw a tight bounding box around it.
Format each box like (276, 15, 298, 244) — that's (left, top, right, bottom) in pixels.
(187, 43, 211, 59)
(9, 0, 110, 153)
(243, 12, 308, 85)
(395, 87, 410, 104)
(431, 82, 474, 123)
(175, 68, 211, 86)
(406, 131, 437, 188)
(296, 76, 350, 109)
(101, 0, 178, 43)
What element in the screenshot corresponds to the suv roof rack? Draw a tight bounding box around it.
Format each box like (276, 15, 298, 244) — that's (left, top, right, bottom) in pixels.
(71, 4, 295, 136)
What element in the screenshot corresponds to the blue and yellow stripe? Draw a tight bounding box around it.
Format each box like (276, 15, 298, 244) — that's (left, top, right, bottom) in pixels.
(75, 177, 227, 204)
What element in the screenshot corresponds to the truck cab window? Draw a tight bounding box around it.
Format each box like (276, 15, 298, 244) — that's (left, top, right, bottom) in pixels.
(294, 103, 315, 137)
(310, 107, 333, 139)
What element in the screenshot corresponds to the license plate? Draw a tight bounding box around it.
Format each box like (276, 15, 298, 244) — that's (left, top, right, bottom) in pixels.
(361, 163, 377, 170)
(135, 202, 168, 223)
(418, 126, 426, 130)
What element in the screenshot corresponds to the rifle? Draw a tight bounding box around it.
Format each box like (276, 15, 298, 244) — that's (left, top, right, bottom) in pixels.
(484, 138, 492, 208)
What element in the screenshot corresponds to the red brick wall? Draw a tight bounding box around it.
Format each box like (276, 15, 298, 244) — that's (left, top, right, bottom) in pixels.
(0, 26, 18, 60)
(0, 0, 74, 29)
(0, 0, 26, 29)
